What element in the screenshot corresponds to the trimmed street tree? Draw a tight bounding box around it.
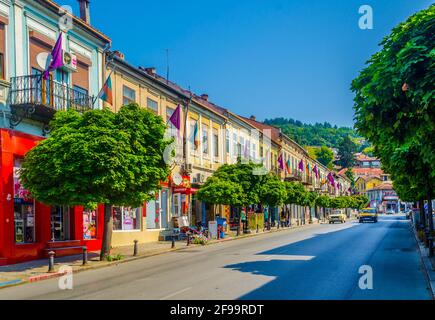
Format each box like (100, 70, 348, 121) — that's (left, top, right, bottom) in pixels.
(20, 104, 171, 260)
(352, 4, 435, 254)
(259, 174, 287, 208)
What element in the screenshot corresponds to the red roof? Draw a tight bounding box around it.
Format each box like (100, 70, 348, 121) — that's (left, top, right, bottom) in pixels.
(339, 167, 384, 177)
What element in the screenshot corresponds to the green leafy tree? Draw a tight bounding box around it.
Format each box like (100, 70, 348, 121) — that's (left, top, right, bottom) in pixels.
(20, 104, 171, 260)
(315, 146, 334, 169)
(336, 135, 357, 168)
(345, 168, 356, 189)
(352, 4, 435, 248)
(259, 174, 287, 208)
(197, 178, 245, 207)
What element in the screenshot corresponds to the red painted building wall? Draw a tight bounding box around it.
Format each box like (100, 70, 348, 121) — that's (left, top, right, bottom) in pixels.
(0, 129, 104, 265)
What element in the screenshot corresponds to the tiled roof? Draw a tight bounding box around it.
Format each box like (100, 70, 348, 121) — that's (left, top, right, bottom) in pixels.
(339, 167, 384, 177)
(355, 153, 379, 162)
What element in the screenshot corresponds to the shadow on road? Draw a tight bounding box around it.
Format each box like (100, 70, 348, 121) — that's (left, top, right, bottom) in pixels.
(224, 217, 427, 300)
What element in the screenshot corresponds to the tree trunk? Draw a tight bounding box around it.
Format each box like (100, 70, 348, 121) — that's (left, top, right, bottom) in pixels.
(427, 194, 434, 257)
(419, 199, 426, 230)
(100, 204, 113, 261)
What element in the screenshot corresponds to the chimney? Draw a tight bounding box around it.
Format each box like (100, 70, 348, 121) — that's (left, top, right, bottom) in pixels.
(250, 115, 256, 121)
(113, 50, 125, 60)
(139, 67, 157, 76)
(78, 0, 91, 24)
(201, 94, 209, 101)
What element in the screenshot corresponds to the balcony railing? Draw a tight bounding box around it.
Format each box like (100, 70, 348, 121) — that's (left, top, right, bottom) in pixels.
(285, 170, 303, 182)
(9, 75, 94, 126)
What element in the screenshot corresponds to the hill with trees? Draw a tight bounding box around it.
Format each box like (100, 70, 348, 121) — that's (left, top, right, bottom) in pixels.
(263, 118, 366, 150)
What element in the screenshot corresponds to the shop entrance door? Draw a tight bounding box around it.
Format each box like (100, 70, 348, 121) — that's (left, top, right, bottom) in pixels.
(161, 190, 169, 229)
(51, 206, 71, 241)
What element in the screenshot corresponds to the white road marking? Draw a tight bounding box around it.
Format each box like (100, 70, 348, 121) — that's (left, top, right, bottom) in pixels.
(159, 287, 192, 300)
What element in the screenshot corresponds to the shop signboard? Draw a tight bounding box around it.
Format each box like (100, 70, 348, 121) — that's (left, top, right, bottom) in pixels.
(209, 221, 218, 239)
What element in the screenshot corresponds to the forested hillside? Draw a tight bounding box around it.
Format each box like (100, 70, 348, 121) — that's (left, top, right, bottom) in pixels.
(263, 118, 365, 150)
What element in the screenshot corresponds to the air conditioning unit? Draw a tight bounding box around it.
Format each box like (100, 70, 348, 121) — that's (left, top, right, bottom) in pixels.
(62, 51, 77, 72)
(183, 163, 193, 173)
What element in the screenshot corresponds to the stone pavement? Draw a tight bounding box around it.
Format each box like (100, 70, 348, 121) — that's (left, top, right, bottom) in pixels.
(0, 220, 325, 289)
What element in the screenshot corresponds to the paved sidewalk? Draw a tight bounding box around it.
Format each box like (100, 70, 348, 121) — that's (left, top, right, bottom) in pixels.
(412, 220, 435, 299)
(0, 220, 325, 289)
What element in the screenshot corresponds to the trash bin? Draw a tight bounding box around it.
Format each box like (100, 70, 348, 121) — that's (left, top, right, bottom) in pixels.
(217, 218, 227, 239)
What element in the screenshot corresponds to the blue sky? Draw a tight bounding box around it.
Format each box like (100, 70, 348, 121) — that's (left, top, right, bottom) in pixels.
(63, 0, 432, 127)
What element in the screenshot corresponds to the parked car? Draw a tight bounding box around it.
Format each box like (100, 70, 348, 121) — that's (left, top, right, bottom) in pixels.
(329, 210, 346, 224)
(405, 210, 412, 220)
(359, 208, 378, 223)
(386, 209, 395, 215)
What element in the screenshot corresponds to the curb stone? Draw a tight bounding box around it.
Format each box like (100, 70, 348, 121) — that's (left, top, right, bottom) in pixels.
(412, 225, 435, 300)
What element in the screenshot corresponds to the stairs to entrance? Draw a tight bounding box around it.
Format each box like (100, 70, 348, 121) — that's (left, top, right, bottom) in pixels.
(44, 240, 84, 258)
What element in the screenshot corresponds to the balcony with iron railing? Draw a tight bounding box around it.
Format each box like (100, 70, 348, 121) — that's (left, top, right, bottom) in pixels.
(9, 75, 94, 128)
(285, 169, 303, 182)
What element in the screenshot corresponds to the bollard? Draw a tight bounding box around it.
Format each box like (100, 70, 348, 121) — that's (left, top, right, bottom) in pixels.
(133, 240, 138, 256)
(187, 232, 191, 246)
(82, 246, 88, 266)
(236, 224, 240, 237)
(48, 251, 55, 273)
(171, 233, 175, 249)
(256, 224, 259, 234)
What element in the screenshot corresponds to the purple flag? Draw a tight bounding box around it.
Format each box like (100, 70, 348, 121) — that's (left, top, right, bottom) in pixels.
(43, 33, 63, 80)
(313, 165, 319, 178)
(169, 104, 181, 130)
(298, 159, 304, 171)
(278, 154, 284, 170)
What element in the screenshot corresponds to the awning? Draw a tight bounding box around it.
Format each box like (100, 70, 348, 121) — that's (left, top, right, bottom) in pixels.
(173, 187, 198, 195)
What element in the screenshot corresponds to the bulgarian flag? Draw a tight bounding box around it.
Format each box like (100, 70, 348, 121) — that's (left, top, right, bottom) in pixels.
(286, 159, 291, 174)
(193, 121, 200, 149)
(99, 76, 113, 105)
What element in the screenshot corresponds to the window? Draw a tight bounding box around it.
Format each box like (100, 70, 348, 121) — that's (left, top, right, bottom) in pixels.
(202, 124, 209, 155)
(0, 24, 5, 80)
(147, 97, 158, 114)
(112, 207, 141, 231)
(83, 209, 97, 240)
(13, 158, 35, 244)
(213, 128, 219, 158)
(123, 85, 136, 105)
(240, 136, 245, 158)
(226, 130, 230, 154)
(232, 133, 238, 157)
(166, 106, 178, 138)
(0, 53, 4, 80)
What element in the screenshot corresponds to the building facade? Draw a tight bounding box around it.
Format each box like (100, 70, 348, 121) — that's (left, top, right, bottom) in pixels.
(0, 0, 110, 265)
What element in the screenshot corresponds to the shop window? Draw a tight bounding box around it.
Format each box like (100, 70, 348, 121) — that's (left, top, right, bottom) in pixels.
(13, 158, 35, 244)
(14, 201, 35, 244)
(83, 208, 97, 240)
(122, 85, 136, 105)
(112, 207, 141, 231)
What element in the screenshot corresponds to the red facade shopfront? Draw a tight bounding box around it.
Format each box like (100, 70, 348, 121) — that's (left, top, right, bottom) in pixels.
(0, 129, 104, 265)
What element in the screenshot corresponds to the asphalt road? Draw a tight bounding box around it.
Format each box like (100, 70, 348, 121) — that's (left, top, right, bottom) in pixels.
(0, 214, 431, 300)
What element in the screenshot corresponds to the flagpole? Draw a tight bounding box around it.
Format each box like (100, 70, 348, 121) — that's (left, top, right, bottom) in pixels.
(93, 64, 117, 106)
